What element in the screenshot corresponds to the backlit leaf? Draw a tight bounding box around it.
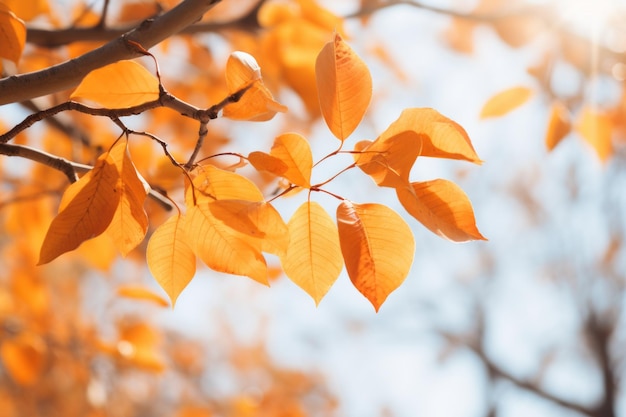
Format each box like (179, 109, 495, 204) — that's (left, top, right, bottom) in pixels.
(316, 32, 372, 140)
(0, 334, 46, 386)
(479, 86, 533, 119)
(269, 133, 313, 188)
(223, 51, 287, 121)
(106, 141, 149, 256)
(373, 108, 482, 164)
(0, 3, 26, 64)
(147, 214, 196, 307)
(280, 202, 343, 305)
(248, 151, 288, 176)
(576, 106, 613, 162)
(117, 322, 165, 372)
(209, 200, 289, 256)
(39, 144, 123, 264)
(3, 0, 48, 21)
(187, 165, 264, 205)
(337, 201, 414, 312)
(545, 101, 571, 151)
(71, 60, 159, 108)
(117, 285, 170, 307)
(186, 204, 268, 285)
(397, 179, 486, 242)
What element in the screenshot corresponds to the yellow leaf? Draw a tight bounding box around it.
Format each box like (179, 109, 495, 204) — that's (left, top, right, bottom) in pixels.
(248, 151, 289, 176)
(187, 165, 264, 205)
(39, 145, 123, 264)
(0, 3, 26, 64)
(545, 101, 571, 151)
(280, 202, 343, 305)
(209, 200, 289, 256)
(117, 285, 170, 307)
(480, 86, 533, 119)
(71, 60, 159, 108)
(106, 140, 149, 256)
(576, 106, 614, 162)
(223, 51, 287, 121)
(0, 333, 46, 386)
(337, 201, 414, 312)
(316, 32, 372, 140)
(396, 179, 486, 242)
(147, 214, 196, 307)
(186, 204, 268, 285)
(269, 133, 313, 188)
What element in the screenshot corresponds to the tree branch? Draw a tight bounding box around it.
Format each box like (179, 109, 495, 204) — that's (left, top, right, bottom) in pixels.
(0, 0, 223, 105)
(0, 143, 173, 210)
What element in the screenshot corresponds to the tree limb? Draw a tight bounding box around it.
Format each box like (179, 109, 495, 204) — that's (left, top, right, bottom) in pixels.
(0, 0, 223, 105)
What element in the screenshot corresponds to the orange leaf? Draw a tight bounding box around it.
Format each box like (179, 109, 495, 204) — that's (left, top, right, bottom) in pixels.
(545, 101, 571, 151)
(187, 165, 264, 205)
(248, 151, 288, 176)
(186, 204, 268, 285)
(480, 86, 533, 119)
(223, 51, 287, 121)
(117, 285, 170, 307)
(209, 200, 289, 256)
(39, 143, 123, 264)
(147, 214, 196, 307)
(106, 140, 149, 256)
(71, 60, 159, 108)
(576, 106, 614, 162)
(337, 201, 414, 312)
(269, 133, 313, 188)
(0, 333, 46, 386)
(280, 202, 343, 305)
(316, 32, 372, 140)
(397, 179, 486, 242)
(354, 131, 422, 189)
(0, 3, 26, 64)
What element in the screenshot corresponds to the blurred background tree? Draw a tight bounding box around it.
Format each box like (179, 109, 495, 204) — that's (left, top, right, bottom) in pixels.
(1, 0, 625, 416)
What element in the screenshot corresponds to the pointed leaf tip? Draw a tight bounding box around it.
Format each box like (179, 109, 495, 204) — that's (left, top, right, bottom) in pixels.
(337, 201, 414, 312)
(281, 202, 343, 305)
(316, 32, 372, 140)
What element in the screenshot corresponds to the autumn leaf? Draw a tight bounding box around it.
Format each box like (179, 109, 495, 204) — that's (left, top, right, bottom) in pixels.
(187, 165, 265, 205)
(223, 51, 288, 121)
(480, 86, 533, 119)
(2, 0, 48, 21)
(355, 108, 481, 188)
(71, 60, 160, 108)
(337, 201, 414, 312)
(147, 214, 196, 307)
(396, 179, 486, 242)
(39, 142, 124, 264)
(117, 322, 165, 372)
(281, 202, 343, 305)
(316, 32, 372, 140)
(248, 151, 289, 176)
(545, 101, 571, 151)
(186, 203, 268, 285)
(576, 106, 614, 162)
(117, 285, 170, 307)
(0, 3, 26, 64)
(106, 140, 149, 256)
(269, 133, 313, 188)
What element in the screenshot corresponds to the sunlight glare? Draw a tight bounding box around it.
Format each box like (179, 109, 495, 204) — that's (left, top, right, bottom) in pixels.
(551, 0, 624, 34)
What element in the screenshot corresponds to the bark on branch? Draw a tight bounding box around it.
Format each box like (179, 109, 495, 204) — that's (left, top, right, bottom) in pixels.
(0, 0, 222, 105)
